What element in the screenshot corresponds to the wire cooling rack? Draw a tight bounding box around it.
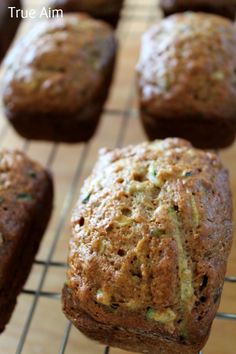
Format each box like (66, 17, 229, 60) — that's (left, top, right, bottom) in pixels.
(0, 0, 235, 353)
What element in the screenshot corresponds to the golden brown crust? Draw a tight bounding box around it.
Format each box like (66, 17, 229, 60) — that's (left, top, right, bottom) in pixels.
(136, 12, 236, 148)
(137, 13, 236, 120)
(2, 14, 117, 115)
(63, 138, 233, 353)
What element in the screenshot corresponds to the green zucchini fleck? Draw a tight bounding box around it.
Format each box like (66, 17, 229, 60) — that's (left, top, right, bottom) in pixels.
(190, 195, 200, 228)
(96, 289, 103, 298)
(180, 326, 188, 340)
(82, 192, 92, 204)
(183, 171, 193, 177)
(27, 170, 37, 178)
(148, 162, 163, 187)
(150, 227, 164, 238)
(17, 193, 33, 201)
(148, 162, 157, 182)
(0, 197, 4, 205)
(146, 308, 176, 323)
(168, 207, 194, 306)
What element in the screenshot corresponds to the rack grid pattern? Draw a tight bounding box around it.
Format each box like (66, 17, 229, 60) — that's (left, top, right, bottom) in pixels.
(0, 0, 235, 353)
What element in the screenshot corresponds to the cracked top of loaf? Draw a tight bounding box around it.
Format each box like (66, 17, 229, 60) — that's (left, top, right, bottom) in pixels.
(137, 12, 236, 121)
(2, 14, 116, 115)
(66, 138, 232, 347)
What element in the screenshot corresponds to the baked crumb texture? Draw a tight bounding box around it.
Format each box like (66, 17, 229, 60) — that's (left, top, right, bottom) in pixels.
(0, 150, 53, 333)
(63, 138, 233, 354)
(2, 14, 117, 143)
(137, 12, 236, 149)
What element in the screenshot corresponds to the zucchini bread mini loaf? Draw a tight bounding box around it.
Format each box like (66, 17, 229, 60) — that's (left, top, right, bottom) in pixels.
(2, 14, 117, 143)
(49, 0, 124, 27)
(62, 138, 233, 354)
(0, 150, 53, 333)
(136, 12, 236, 149)
(160, 0, 236, 20)
(0, 0, 21, 61)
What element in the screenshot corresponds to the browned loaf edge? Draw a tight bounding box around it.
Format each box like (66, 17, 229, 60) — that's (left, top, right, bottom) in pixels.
(2, 14, 117, 143)
(62, 287, 202, 354)
(136, 12, 236, 149)
(5, 55, 116, 143)
(0, 150, 53, 333)
(62, 138, 233, 354)
(160, 0, 236, 20)
(140, 111, 236, 150)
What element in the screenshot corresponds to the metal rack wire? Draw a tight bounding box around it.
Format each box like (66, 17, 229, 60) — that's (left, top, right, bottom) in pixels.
(0, 0, 235, 353)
